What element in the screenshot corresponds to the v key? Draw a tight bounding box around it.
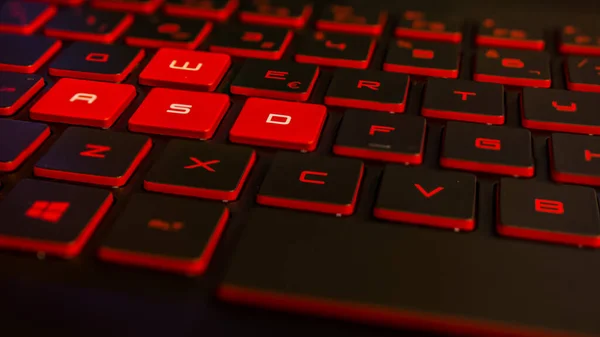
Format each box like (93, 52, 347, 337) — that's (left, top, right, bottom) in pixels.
(414, 184, 444, 198)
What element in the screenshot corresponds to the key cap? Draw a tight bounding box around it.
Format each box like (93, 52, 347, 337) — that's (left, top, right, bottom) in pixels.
(497, 178, 600, 248)
(30, 78, 136, 128)
(257, 152, 364, 216)
(383, 39, 460, 78)
(44, 7, 133, 43)
(474, 48, 551, 87)
(0, 72, 45, 116)
(49, 42, 145, 83)
(374, 166, 476, 231)
(316, 3, 387, 36)
(0, 0, 56, 34)
(0, 179, 113, 258)
(230, 59, 319, 101)
(144, 140, 255, 201)
(550, 133, 600, 186)
(92, 0, 164, 14)
(99, 193, 228, 275)
(0, 33, 61, 73)
(324, 69, 409, 113)
(34, 127, 152, 187)
(239, 0, 312, 29)
(521, 88, 600, 135)
(35, 0, 84, 5)
(395, 10, 461, 43)
(0, 119, 50, 172)
(209, 25, 292, 60)
(295, 31, 376, 69)
(440, 121, 534, 177)
(229, 97, 326, 152)
(476, 18, 544, 50)
(421, 78, 505, 124)
(125, 16, 212, 49)
(565, 56, 600, 93)
(333, 109, 425, 164)
(129, 88, 230, 139)
(560, 25, 600, 56)
(164, 0, 238, 21)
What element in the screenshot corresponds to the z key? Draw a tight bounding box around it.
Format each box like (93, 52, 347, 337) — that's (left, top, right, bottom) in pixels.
(474, 48, 551, 87)
(384, 39, 460, 78)
(239, 0, 312, 29)
(565, 56, 600, 93)
(395, 10, 462, 43)
(295, 31, 376, 69)
(476, 18, 544, 50)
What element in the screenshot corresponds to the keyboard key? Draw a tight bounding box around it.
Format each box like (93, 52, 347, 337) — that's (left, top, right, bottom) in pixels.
(0, 72, 45, 116)
(395, 10, 461, 43)
(34, 127, 152, 187)
(474, 48, 551, 87)
(30, 78, 136, 128)
(324, 69, 409, 113)
(421, 79, 505, 124)
(164, 0, 238, 21)
(565, 56, 600, 93)
(49, 42, 145, 83)
(0, 33, 61, 73)
(383, 39, 460, 78)
(0, 119, 50, 172)
(497, 178, 600, 248)
(44, 7, 133, 43)
(92, 0, 164, 14)
(333, 109, 425, 164)
(230, 59, 319, 101)
(139, 49, 230, 91)
(129, 88, 230, 139)
(521, 88, 600, 135)
(209, 25, 292, 60)
(550, 133, 600, 186)
(229, 98, 326, 152)
(440, 121, 534, 177)
(476, 18, 544, 50)
(0, 179, 113, 258)
(257, 152, 363, 216)
(239, 0, 312, 28)
(37, 0, 84, 5)
(295, 31, 375, 69)
(0, 0, 56, 34)
(125, 16, 212, 49)
(99, 193, 228, 275)
(374, 166, 476, 231)
(144, 140, 255, 201)
(560, 25, 600, 56)
(316, 3, 387, 35)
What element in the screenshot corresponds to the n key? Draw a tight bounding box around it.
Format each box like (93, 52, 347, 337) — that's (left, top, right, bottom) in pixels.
(295, 31, 376, 69)
(565, 56, 600, 93)
(44, 7, 133, 43)
(384, 39, 460, 78)
(474, 48, 551, 87)
(550, 133, 600, 186)
(0, 72, 45, 116)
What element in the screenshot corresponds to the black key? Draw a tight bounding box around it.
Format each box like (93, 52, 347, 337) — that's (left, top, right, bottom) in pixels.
(316, 2, 387, 36)
(521, 88, 600, 135)
(333, 109, 426, 164)
(0, 0, 56, 34)
(565, 56, 600, 93)
(549, 133, 600, 186)
(125, 16, 212, 50)
(209, 25, 292, 60)
(44, 7, 133, 43)
(383, 39, 460, 78)
(0, 72, 45, 116)
(0, 179, 113, 258)
(257, 152, 364, 216)
(49, 42, 145, 83)
(164, 0, 238, 21)
(230, 59, 319, 101)
(239, 0, 312, 29)
(0, 33, 61, 74)
(374, 166, 477, 231)
(497, 178, 600, 248)
(560, 25, 600, 56)
(0, 119, 50, 172)
(295, 31, 376, 69)
(144, 140, 256, 202)
(91, 0, 163, 14)
(395, 10, 462, 43)
(474, 48, 551, 87)
(34, 127, 152, 187)
(421, 78, 505, 124)
(440, 121, 534, 177)
(99, 193, 229, 275)
(476, 18, 544, 50)
(324, 69, 410, 113)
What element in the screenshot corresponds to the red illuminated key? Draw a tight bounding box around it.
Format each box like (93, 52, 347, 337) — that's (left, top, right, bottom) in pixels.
(164, 0, 238, 21)
(239, 1, 312, 28)
(92, 0, 164, 14)
(565, 56, 600, 93)
(474, 48, 551, 88)
(560, 25, 600, 56)
(0, 72, 45, 116)
(476, 18, 544, 50)
(44, 7, 133, 43)
(30, 78, 136, 128)
(550, 133, 600, 187)
(316, 3, 387, 36)
(0, 119, 50, 172)
(129, 88, 230, 139)
(384, 39, 460, 78)
(0, 1, 56, 34)
(295, 31, 376, 69)
(0, 34, 61, 74)
(395, 10, 462, 43)
(209, 25, 292, 60)
(229, 98, 327, 152)
(35, 0, 84, 5)
(125, 17, 212, 49)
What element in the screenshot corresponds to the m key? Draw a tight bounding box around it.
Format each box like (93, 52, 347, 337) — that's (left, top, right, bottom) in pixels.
(550, 133, 600, 186)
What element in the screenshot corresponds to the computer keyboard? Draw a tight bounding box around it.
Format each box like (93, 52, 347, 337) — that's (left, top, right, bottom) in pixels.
(2, 1, 600, 337)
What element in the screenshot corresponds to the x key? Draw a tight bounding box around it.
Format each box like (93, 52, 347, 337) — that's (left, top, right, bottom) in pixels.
(184, 158, 220, 171)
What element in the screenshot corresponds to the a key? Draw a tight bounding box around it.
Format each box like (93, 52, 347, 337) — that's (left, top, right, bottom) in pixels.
(565, 56, 600, 93)
(476, 18, 544, 50)
(560, 25, 600, 56)
(316, 3, 387, 35)
(163, 0, 238, 21)
(0, 119, 50, 172)
(0, 33, 61, 73)
(0, 72, 45, 116)
(384, 39, 460, 78)
(92, 0, 164, 14)
(550, 133, 600, 186)
(395, 10, 462, 43)
(474, 48, 551, 87)
(295, 31, 376, 69)
(209, 25, 292, 60)
(44, 7, 133, 43)
(125, 16, 212, 49)
(0, 0, 56, 34)
(239, 0, 312, 29)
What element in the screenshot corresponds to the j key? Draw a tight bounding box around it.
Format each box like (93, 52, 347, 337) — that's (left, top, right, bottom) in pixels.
(521, 88, 600, 135)
(474, 48, 551, 87)
(229, 98, 327, 152)
(92, 0, 164, 14)
(239, 0, 312, 28)
(125, 16, 212, 50)
(129, 88, 230, 139)
(383, 39, 460, 78)
(374, 166, 477, 231)
(560, 25, 600, 56)
(333, 109, 426, 164)
(144, 140, 255, 201)
(324, 69, 409, 113)
(34, 127, 152, 187)
(49, 42, 145, 83)
(257, 152, 364, 216)
(565, 56, 600, 93)
(0, 72, 45, 116)
(30, 78, 136, 128)
(421, 78, 505, 125)
(230, 59, 319, 101)
(163, 0, 239, 21)
(0, 119, 50, 172)
(441, 121, 534, 177)
(44, 7, 133, 43)
(295, 31, 376, 69)
(0, 179, 113, 258)
(550, 133, 600, 186)
(316, 3, 387, 36)
(0, 0, 56, 34)
(0, 34, 61, 73)
(395, 10, 462, 43)
(497, 178, 600, 248)
(476, 18, 544, 50)
(209, 25, 292, 60)
(99, 193, 228, 275)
